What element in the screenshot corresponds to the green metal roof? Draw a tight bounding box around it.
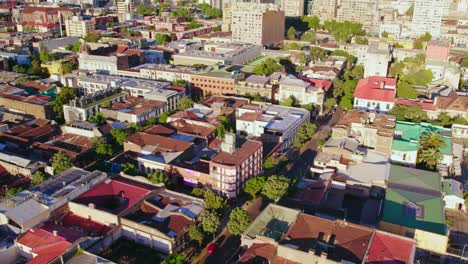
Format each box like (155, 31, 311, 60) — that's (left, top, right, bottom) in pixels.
(382, 165, 446, 235)
(392, 121, 452, 155)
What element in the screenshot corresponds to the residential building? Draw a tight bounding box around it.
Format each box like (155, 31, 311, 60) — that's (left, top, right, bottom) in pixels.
(0, 168, 107, 232)
(331, 110, 396, 155)
(234, 73, 281, 101)
(69, 177, 155, 225)
(139, 64, 204, 83)
(231, 3, 285, 47)
(208, 134, 263, 198)
(335, 0, 378, 33)
(190, 66, 245, 97)
(63, 88, 127, 123)
(101, 96, 166, 125)
(0, 93, 53, 119)
(411, 0, 445, 38)
(240, 203, 416, 264)
(442, 179, 466, 211)
(65, 16, 95, 37)
(62, 121, 111, 138)
(300, 56, 347, 80)
(116, 0, 135, 21)
(307, 0, 337, 21)
(281, 0, 304, 17)
(278, 74, 325, 112)
(391, 121, 453, 171)
(364, 41, 392, 77)
(173, 43, 262, 66)
(121, 189, 205, 253)
(379, 165, 448, 254)
(236, 103, 310, 152)
(426, 40, 451, 60)
(353, 77, 397, 113)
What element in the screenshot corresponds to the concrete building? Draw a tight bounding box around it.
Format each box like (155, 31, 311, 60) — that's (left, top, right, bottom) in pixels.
(353, 77, 397, 113)
(231, 3, 285, 47)
(209, 134, 263, 198)
(331, 110, 396, 155)
(236, 103, 310, 152)
(65, 16, 95, 38)
(191, 66, 245, 97)
(281, 0, 304, 17)
(364, 41, 392, 78)
(411, 0, 445, 38)
(278, 75, 325, 112)
(101, 96, 166, 125)
(116, 0, 134, 21)
(235, 73, 281, 101)
(173, 43, 263, 66)
(139, 64, 204, 83)
(335, 0, 378, 33)
(307, 0, 337, 21)
(442, 179, 466, 211)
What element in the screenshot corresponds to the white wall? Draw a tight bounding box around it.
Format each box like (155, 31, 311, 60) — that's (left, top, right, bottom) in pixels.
(391, 150, 418, 166)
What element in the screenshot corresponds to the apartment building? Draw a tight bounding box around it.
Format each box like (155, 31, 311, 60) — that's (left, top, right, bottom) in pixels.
(231, 3, 285, 47)
(65, 16, 95, 37)
(235, 73, 282, 101)
(411, 0, 445, 38)
(116, 0, 135, 21)
(209, 134, 263, 198)
(281, 0, 304, 17)
(278, 75, 325, 112)
(191, 66, 245, 97)
(335, 0, 378, 33)
(353, 77, 397, 113)
(307, 0, 337, 21)
(364, 41, 392, 78)
(139, 64, 204, 83)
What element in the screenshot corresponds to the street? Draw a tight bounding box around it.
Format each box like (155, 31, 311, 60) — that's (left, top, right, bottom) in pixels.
(192, 107, 345, 264)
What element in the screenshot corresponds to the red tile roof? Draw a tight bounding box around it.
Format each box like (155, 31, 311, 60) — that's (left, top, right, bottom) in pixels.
(20, 21, 58, 28)
(354, 77, 396, 103)
(303, 78, 333, 91)
(395, 98, 435, 111)
(17, 222, 83, 264)
(168, 119, 215, 138)
(61, 212, 111, 236)
(210, 139, 262, 166)
(239, 243, 276, 263)
(144, 124, 176, 136)
(21, 81, 54, 93)
(126, 132, 192, 152)
(73, 177, 153, 215)
(366, 231, 415, 264)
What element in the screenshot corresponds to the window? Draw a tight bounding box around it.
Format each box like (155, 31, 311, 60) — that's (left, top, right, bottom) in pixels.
(404, 202, 424, 218)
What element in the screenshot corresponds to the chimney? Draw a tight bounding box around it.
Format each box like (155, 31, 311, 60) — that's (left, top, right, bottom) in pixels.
(53, 230, 58, 236)
(221, 133, 236, 154)
(88, 203, 95, 209)
(380, 81, 384, 89)
(119, 190, 125, 199)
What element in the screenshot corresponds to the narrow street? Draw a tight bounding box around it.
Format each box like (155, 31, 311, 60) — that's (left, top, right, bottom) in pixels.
(193, 108, 345, 264)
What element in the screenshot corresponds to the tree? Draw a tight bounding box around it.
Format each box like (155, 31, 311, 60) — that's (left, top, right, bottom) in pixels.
(330, 50, 356, 65)
(461, 57, 468, 68)
(39, 50, 57, 63)
(172, 79, 188, 88)
(324, 98, 337, 111)
(198, 4, 222, 18)
(51, 87, 76, 124)
(293, 123, 317, 149)
(287, 26, 297, 40)
(135, 4, 155, 15)
(405, 5, 414, 16)
(188, 19, 201, 29)
(262, 175, 290, 203)
(244, 176, 266, 199)
(199, 210, 220, 234)
(110, 128, 128, 146)
(413, 33, 432, 50)
(322, 20, 365, 43)
(155, 34, 171, 45)
(84, 31, 102, 43)
(280, 96, 297, 107)
(381, 31, 389, 38)
(227, 207, 250, 236)
(282, 42, 303, 51)
(252, 58, 283, 76)
(32, 171, 46, 186)
(204, 189, 226, 210)
(158, 110, 173, 124)
(301, 31, 317, 43)
(66, 41, 81, 52)
(163, 253, 184, 264)
(178, 97, 194, 111)
(354, 36, 368, 45)
(187, 224, 204, 246)
(51, 151, 73, 174)
(121, 162, 137, 175)
(309, 47, 326, 62)
(191, 187, 205, 197)
(388, 104, 428, 122)
(147, 170, 169, 185)
(95, 143, 113, 158)
(301, 16, 320, 30)
(88, 111, 106, 125)
(61, 61, 78, 74)
(339, 94, 354, 110)
(417, 132, 445, 169)
(396, 81, 418, 99)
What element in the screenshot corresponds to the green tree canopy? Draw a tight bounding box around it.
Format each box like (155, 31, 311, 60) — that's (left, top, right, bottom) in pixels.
(204, 189, 226, 210)
(287, 26, 297, 40)
(396, 81, 418, 99)
(110, 128, 128, 146)
(147, 170, 169, 185)
(32, 171, 47, 186)
(158, 110, 173, 124)
(244, 176, 266, 199)
(301, 31, 317, 43)
(280, 95, 297, 107)
(155, 34, 172, 45)
(227, 207, 250, 236)
(252, 58, 283, 76)
(135, 4, 156, 15)
(387, 104, 429, 122)
(51, 87, 76, 124)
(322, 20, 365, 43)
(301, 16, 320, 30)
(262, 175, 290, 203)
(324, 98, 337, 111)
(178, 96, 194, 111)
(188, 19, 201, 29)
(121, 162, 137, 175)
(293, 123, 317, 149)
(88, 111, 106, 125)
(309, 47, 327, 62)
(95, 143, 113, 158)
(199, 210, 220, 234)
(163, 253, 184, 264)
(51, 151, 73, 175)
(84, 31, 102, 43)
(187, 224, 204, 246)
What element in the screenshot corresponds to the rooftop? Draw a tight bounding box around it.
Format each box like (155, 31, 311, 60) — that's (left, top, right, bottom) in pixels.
(382, 165, 446, 235)
(126, 132, 193, 153)
(366, 231, 416, 264)
(105, 96, 164, 115)
(210, 138, 262, 166)
(353, 77, 396, 103)
(335, 110, 396, 136)
(72, 177, 154, 215)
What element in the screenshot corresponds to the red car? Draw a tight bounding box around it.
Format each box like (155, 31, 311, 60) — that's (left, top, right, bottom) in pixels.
(207, 243, 216, 254)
